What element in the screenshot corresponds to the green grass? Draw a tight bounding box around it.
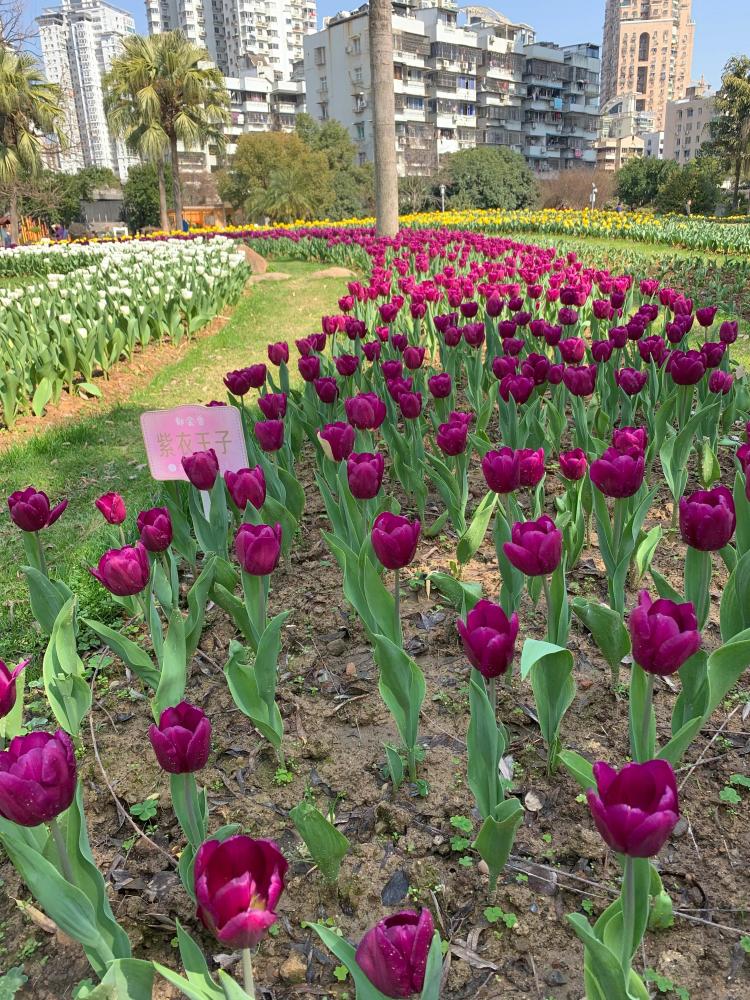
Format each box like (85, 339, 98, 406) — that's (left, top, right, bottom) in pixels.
(0, 260, 345, 663)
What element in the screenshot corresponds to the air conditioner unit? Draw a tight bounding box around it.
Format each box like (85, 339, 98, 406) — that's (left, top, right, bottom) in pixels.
(345, 44, 353, 53)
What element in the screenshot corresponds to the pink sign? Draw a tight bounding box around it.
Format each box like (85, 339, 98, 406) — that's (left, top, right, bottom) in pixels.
(140, 405, 249, 480)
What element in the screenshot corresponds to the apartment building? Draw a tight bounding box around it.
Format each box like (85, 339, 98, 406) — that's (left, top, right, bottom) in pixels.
(37, 0, 139, 179)
(595, 92, 655, 171)
(662, 81, 714, 165)
(146, 0, 317, 81)
(642, 129, 665, 158)
(303, 4, 600, 177)
(600, 0, 695, 131)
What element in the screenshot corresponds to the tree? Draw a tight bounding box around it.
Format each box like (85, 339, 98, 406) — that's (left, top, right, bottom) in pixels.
(218, 131, 333, 223)
(654, 157, 722, 215)
(0, 48, 66, 242)
(440, 146, 537, 210)
(0, 165, 119, 228)
(369, 0, 399, 235)
(538, 167, 617, 209)
(616, 157, 678, 208)
(701, 56, 750, 211)
(104, 31, 229, 231)
(122, 162, 173, 232)
(294, 113, 372, 219)
(399, 174, 433, 214)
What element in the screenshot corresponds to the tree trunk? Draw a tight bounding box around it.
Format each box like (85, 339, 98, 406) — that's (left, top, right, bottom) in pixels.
(733, 155, 742, 212)
(369, 0, 399, 237)
(9, 184, 19, 244)
(157, 159, 169, 231)
(169, 135, 183, 232)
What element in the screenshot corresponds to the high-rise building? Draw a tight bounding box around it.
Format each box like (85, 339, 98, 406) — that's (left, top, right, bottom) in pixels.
(303, 4, 600, 177)
(146, 0, 317, 81)
(662, 79, 714, 165)
(600, 0, 694, 131)
(595, 92, 654, 171)
(37, 0, 139, 179)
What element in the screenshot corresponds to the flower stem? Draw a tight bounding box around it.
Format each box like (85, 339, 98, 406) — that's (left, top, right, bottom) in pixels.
(487, 676, 497, 717)
(242, 948, 255, 998)
(640, 670, 655, 763)
(620, 855, 636, 974)
(49, 816, 75, 884)
(394, 568, 401, 643)
(542, 575, 553, 644)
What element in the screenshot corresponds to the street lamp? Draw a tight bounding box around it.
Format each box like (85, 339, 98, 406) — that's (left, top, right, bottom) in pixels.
(590, 182, 598, 211)
(440, 183, 446, 213)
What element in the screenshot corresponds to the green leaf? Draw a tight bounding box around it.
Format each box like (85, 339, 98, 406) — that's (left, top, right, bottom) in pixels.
(185, 557, 217, 661)
(720, 550, 750, 640)
(633, 526, 662, 583)
(306, 924, 393, 1000)
(0, 967, 27, 1000)
(419, 933, 445, 1000)
(700, 438, 721, 488)
(224, 640, 283, 751)
(42, 597, 91, 737)
(373, 634, 425, 760)
(559, 750, 595, 791)
(75, 959, 154, 999)
(290, 801, 350, 883)
(522, 640, 575, 769)
(261, 495, 298, 559)
(278, 466, 306, 524)
(467, 674, 504, 820)
(170, 773, 207, 849)
(571, 599, 630, 669)
(650, 568, 684, 603)
(21, 567, 72, 635)
(31, 376, 53, 417)
(456, 491, 496, 565)
(384, 744, 404, 791)
(427, 572, 482, 614)
(473, 799, 524, 889)
(154, 611, 187, 718)
(82, 619, 160, 690)
(568, 914, 649, 1000)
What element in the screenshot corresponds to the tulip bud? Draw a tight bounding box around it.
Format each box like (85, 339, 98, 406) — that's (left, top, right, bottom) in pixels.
(700, 341, 726, 369)
(558, 337, 586, 363)
(456, 599, 519, 679)
(398, 391, 423, 420)
(355, 909, 434, 998)
(628, 590, 701, 676)
(345, 393, 387, 430)
(267, 341, 289, 366)
(590, 447, 645, 499)
(499, 374, 534, 405)
(0, 658, 29, 720)
(225, 466, 266, 511)
(695, 306, 718, 328)
(667, 350, 705, 386)
(95, 492, 126, 525)
(319, 421, 355, 461)
(224, 365, 266, 396)
(587, 759, 679, 857)
(255, 419, 284, 452)
(8, 487, 68, 533)
(381, 359, 403, 381)
(91, 542, 150, 596)
(482, 447, 520, 494)
(148, 701, 212, 773)
(195, 835, 288, 948)
(708, 370, 733, 395)
(0, 729, 76, 826)
(436, 420, 468, 456)
(258, 392, 287, 420)
(314, 377, 339, 405)
(679, 485, 736, 551)
(371, 513, 420, 570)
(562, 364, 597, 397)
(347, 452, 385, 500)
(615, 368, 648, 396)
(182, 449, 219, 491)
(235, 522, 282, 575)
(427, 373, 452, 398)
(611, 426, 648, 454)
(503, 515, 562, 576)
(518, 447, 545, 488)
(719, 320, 738, 344)
(335, 354, 360, 377)
(137, 507, 173, 552)
(403, 346, 426, 370)
(559, 448, 587, 481)
(298, 356, 321, 382)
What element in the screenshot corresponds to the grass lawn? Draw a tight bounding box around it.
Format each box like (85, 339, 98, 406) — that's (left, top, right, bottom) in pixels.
(0, 260, 345, 662)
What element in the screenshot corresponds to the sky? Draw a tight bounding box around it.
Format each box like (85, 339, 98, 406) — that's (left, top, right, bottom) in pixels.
(25, 0, 748, 89)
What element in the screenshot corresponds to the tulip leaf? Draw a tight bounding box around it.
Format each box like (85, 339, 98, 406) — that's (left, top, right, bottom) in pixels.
(733, 470, 750, 557)
(76, 959, 154, 999)
(473, 799, 524, 891)
(427, 572, 482, 615)
(719, 550, 750, 641)
(457, 490, 496, 565)
(185, 557, 217, 661)
(419, 933, 445, 1000)
(568, 914, 649, 1000)
(629, 664, 656, 763)
(633, 526, 662, 584)
(154, 964, 220, 1000)
(467, 672, 507, 820)
(0, 665, 24, 743)
(559, 750, 595, 791)
(384, 744, 405, 791)
(278, 466, 306, 524)
(82, 618, 160, 690)
(31, 376, 52, 418)
(209, 583, 255, 649)
(170, 773, 208, 850)
(154, 610, 187, 719)
(700, 438, 721, 489)
(649, 569, 683, 603)
(372, 633, 425, 769)
(571, 599, 630, 670)
(21, 566, 73, 636)
(492, 509, 524, 611)
(290, 800, 350, 883)
(306, 923, 393, 1000)
(522, 640, 576, 772)
(223, 628, 286, 753)
(43, 597, 91, 737)
(261, 495, 298, 559)
(359, 543, 398, 642)
(162, 482, 198, 567)
(218, 971, 254, 1000)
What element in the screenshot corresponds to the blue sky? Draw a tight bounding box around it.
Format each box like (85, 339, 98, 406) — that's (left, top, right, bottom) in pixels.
(27, 0, 747, 88)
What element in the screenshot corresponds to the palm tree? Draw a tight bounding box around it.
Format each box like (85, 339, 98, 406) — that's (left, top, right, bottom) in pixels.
(103, 31, 229, 231)
(703, 56, 750, 211)
(252, 163, 316, 223)
(368, 0, 399, 236)
(0, 48, 66, 242)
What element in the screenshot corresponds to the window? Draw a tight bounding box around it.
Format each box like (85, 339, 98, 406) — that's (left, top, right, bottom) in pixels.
(354, 66, 362, 83)
(637, 66, 648, 93)
(638, 32, 649, 61)
(319, 76, 327, 92)
(355, 122, 365, 140)
(358, 151, 366, 165)
(320, 101, 328, 119)
(687, 108, 693, 117)
(314, 45, 325, 66)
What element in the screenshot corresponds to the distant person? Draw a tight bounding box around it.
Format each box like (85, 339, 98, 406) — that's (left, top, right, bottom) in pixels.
(616, 202, 624, 213)
(686, 198, 692, 217)
(0, 223, 10, 248)
(182, 217, 190, 232)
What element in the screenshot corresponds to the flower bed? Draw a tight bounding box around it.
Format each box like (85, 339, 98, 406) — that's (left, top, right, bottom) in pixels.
(1, 229, 749, 998)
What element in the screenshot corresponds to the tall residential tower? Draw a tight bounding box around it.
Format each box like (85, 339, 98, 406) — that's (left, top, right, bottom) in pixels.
(600, 0, 694, 130)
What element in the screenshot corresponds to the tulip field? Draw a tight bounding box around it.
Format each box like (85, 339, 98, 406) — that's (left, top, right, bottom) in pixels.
(1, 224, 750, 1000)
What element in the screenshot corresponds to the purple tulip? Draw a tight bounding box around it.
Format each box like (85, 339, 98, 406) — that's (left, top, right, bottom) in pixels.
(345, 393, 387, 430)
(679, 485, 736, 551)
(456, 599, 519, 679)
(558, 307, 579, 327)
(8, 487, 68, 533)
(195, 835, 287, 948)
(148, 701, 212, 774)
(398, 391, 423, 420)
(498, 319, 517, 339)
(668, 350, 705, 386)
(700, 341, 726, 369)
(0, 729, 76, 826)
(559, 448, 588, 481)
(563, 365, 597, 397)
(638, 336, 668, 366)
(709, 370, 733, 394)
(485, 292, 504, 317)
(225, 467, 266, 511)
(319, 421, 355, 461)
(593, 299, 614, 320)
(695, 306, 718, 328)
(137, 507, 173, 552)
(255, 419, 284, 452)
(609, 326, 628, 349)
(719, 320, 738, 344)
(371, 513, 420, 570)
(355, 909, 434, 999)
(314, 377, 339, 405)
(0, 658, 29, 720)
(381, 360, 403, 381)
(612, 426, 648, 454)
(558, 337, 586, 363)
(182, 449, 219, 491)
(503, 516, 562, 576)
(518, 447, 545, 488)
(628, 590, 701, 676)
(587, 759, 679, 857)
(335, 354, 360, 377)
(436, 420, 468, 456)
(90, 542, 150, 596)
(347, 453, 385, 500)
(591, 340, 614, 363)
(590, 447, 645, 499)
(387, 377, 413, 401)
(616, 368, 648, 396)
(493, 355, 519, 381)
(427, 373, 452, 398)
(463, 323, 485, 348)
(224, 365, 266, 396)
(95, 492, 126, 525)
(235, 522, 282, 575)
(362, 340, 382, 362)
(298, 355, 321, 382)
(499, 374, 535, 405)
(257, 392, 287, 420)
(502, 337, 524, 357)
(521, 353, 550, 385)
(267, 341, 289, 366)
(403, 346, 426, 370)
(482, 448, 520, 494)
